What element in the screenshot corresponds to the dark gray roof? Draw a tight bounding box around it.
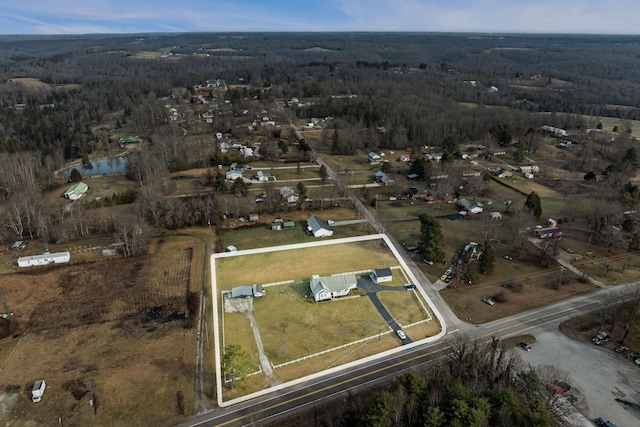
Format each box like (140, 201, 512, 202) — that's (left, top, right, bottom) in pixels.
(374, 268, 392, 278)
(307, 215, 332, 233)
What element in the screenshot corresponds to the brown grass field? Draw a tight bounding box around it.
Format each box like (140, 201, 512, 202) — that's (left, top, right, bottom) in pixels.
(1, 78, 80, 92)
(0, 235, 203, 426)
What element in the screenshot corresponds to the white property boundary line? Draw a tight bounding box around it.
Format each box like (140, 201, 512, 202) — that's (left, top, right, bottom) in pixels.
(210, 233, 447, 407)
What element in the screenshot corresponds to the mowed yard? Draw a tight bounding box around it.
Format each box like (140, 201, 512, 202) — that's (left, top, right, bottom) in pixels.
(216, 237, 440, 399)
(0, 236, 202, 427)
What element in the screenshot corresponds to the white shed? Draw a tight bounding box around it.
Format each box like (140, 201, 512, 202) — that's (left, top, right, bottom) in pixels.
(18, 251, 70, 268)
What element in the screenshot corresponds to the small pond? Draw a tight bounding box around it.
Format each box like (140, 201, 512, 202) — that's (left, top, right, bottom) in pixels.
(61, 157, 128, 177)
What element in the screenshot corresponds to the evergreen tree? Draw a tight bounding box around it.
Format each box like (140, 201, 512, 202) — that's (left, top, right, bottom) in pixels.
(623, 147, 639, 169)
(69, 168, 82, 183)
(213, 173, 228, 193)
(479, 244, 495, 274)
(524, 191, 542, 219)
(419, 214, 445, 262)
(319, 164, 328, 183)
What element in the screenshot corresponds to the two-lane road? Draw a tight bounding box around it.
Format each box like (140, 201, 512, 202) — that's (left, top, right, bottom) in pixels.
(180, 282, 639, 427)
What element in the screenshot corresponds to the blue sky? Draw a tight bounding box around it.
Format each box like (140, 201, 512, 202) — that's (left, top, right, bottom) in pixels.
(1, 0, 639, 35)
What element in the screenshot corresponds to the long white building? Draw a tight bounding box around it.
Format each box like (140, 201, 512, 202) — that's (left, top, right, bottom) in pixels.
(18, 251, 70, 268)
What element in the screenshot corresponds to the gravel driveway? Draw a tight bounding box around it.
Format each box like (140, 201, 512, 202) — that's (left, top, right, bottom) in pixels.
(519, 331, 640, 427)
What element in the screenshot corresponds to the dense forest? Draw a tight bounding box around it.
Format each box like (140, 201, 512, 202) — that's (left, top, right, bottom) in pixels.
(272, 339, 564, 427)
(1, 32, 640, 248)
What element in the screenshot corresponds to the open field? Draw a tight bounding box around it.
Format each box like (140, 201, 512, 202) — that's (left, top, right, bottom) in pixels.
(216, 240, 391, 287)
(0, 235, 202, 426)
(219, 207, 368, 251)
(214, 235, 441, 401)
(2, 77, 80, 92)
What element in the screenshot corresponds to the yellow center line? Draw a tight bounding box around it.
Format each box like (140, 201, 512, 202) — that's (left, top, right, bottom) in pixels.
(215, 297, 601, 426)
(215, 346, 450, 426)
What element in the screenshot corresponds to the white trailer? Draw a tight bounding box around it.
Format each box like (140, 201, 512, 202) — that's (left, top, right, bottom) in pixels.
(32, 380, 46, 402)
(18, 251, 70, 268)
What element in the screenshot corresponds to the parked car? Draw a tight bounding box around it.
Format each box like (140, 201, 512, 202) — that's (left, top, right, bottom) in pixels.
(482, 296, 495, 306)
(519, 342, 532, 351)
(405, 284, 417, 290)
(592, 330, 611, 345)
(626, 352, 639, 360)
(615, 346, 629, 353)
(396, 329, 407, 340)
(595, 417, 618, 427)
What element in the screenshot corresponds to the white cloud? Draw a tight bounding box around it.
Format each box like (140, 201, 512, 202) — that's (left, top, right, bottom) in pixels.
(1, 0, 640, 34)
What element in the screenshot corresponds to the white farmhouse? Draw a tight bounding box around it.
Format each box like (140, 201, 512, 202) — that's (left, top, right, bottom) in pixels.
(310, 273, 358, 302)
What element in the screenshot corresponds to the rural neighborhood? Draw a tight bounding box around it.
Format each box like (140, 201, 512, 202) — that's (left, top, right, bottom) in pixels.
(0, 30, 640, 427)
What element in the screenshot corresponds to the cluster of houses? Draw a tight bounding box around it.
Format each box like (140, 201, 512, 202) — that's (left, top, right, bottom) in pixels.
(225, 267, 394, 303)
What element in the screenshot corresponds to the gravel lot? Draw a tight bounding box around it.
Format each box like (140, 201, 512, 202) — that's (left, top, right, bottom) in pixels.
(519, 331, 640, 427)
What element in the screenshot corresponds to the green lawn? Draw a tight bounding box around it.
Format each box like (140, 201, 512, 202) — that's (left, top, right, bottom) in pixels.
(216, 240, 393, 288)
(254, 282, 384, 364)
(215, 236, 443, 399)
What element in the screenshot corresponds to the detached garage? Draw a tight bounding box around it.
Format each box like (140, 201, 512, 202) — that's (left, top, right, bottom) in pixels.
(18, 251, 70, 268)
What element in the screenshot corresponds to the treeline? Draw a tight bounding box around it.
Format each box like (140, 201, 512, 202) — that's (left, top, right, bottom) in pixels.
(273, 339, 560, 427)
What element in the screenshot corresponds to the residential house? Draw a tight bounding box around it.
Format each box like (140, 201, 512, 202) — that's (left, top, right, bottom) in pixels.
(255, 171, 271, 182)
(406, 187, 419, 198)
(534, 227, 563, 239)
(458, 198, 484, 214)
(218, 141, 231, 153)
(307, 215, 333, 237)
(373, 268, 393, 283)
(374, 170, 393, 185)
(489, 212, 502, 220)
(239, 146, 254, 157)
(368, 152, 382, 165)
(399, 154, 411, 162)
(225, 170, 243, 180)
(424, 152, 444, 161)
(520, 165, 540, 174)
(63, 182, 88, 201)
(249, 213, 259, 222)
(541, 125, 568, 137)
(280, 187, 298, 204)
(309, 273, 358, 302)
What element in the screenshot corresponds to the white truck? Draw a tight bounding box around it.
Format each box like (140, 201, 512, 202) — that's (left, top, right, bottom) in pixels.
(32, 380, 46, 402)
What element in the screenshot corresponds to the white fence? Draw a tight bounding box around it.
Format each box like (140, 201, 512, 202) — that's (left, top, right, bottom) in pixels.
(271, 330, 393, 369)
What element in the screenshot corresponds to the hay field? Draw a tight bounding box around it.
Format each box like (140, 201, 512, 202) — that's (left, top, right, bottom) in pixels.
(0, 236, 200, 426)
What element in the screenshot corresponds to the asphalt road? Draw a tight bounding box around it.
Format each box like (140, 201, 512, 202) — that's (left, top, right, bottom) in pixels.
(181, 125, 635, 426)
(179, 282, 639, 427)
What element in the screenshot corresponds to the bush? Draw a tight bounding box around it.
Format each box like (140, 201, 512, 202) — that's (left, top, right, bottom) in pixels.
(176, 390, 185, 415)
(493, 291, 507, 303)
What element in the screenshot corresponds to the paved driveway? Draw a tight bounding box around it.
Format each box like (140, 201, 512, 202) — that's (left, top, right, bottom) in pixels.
(357, 275, 412, 344)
